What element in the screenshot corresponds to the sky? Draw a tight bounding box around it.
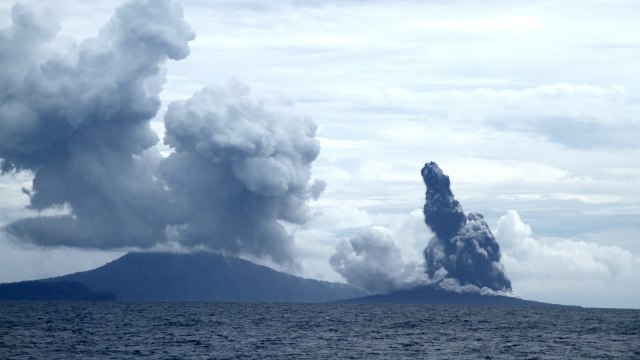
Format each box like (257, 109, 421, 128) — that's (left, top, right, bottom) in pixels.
(0, 0, 639, 308)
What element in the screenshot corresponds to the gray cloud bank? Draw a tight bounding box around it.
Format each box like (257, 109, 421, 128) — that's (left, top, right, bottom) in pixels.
(0, 0, 322, 266)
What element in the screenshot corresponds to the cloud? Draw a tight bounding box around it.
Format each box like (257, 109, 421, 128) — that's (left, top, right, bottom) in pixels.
(496, 210, 640, 307)
(299, 83, 638, 150)
(0, 233, 123, 283)
(497, 210, 634, 280)
(330, 227, 427, 294)
(0, 0, 194, 247)
(160, 80, 322, 267)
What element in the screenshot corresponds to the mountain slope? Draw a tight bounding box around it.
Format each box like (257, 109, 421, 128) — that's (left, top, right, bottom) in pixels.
(337, 285, 564, 307)
(52, 252, 365, 302)
(0, 280, 115, 301)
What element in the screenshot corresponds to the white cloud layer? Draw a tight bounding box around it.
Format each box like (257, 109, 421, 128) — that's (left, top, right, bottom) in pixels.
(496, 210, 639, 307)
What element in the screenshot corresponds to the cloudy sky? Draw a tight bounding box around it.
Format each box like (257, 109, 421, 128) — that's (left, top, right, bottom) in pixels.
(1, 0, 639, 308)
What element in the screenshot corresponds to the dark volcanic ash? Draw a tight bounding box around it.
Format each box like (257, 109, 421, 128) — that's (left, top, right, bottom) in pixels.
(422, 162, 512, 292)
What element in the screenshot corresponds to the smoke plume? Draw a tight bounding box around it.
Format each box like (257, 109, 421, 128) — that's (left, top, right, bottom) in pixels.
(422, 161, 512, 292)
(330, 228, 426, 293)
(330, 163, 511, 294)
(0, 1, 323, 267)
(160, 80, 322, 266)
(0, 0, 195, 248)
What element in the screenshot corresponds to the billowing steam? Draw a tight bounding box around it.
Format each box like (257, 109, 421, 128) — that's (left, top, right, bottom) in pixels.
(422, 162, 512, 292)
(160, 81, 322, 266)
(330, 228, 426, 293)
(0, 0, 194, 248)
(0, 0, 323, 267)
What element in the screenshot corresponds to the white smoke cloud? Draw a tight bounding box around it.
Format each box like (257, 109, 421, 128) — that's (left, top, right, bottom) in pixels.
(160, 80, 323, 267)
(497, 210, 634, 283)
(435, 277, 519, 297)
(330, 227, 427, 293)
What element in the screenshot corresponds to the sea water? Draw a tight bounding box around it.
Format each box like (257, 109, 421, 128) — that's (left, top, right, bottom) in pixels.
(1, 302, 639, 359)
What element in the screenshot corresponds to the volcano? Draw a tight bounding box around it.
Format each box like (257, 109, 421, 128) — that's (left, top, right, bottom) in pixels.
(51, 252, 365, 302)
(336, 286, 564, 306)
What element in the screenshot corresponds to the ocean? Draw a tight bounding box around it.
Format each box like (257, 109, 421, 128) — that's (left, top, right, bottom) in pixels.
(1, 302, 639, 359)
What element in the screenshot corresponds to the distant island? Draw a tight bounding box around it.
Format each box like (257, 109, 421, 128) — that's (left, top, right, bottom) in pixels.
(0, 280, 115, 301)
(0, 251, 566, 306)
(39, 252, 364, 302)
(337, 286, 560, 307)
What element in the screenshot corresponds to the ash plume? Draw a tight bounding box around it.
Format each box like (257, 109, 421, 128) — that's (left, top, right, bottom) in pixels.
(160, 81, 322, 266)
(422, 162, 512, 292)
(0, 1, 324, 267)
(0, 0, 194, 247)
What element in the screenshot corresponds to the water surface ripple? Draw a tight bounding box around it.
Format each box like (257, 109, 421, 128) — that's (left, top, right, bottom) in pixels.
(1, 302, 639, 359)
